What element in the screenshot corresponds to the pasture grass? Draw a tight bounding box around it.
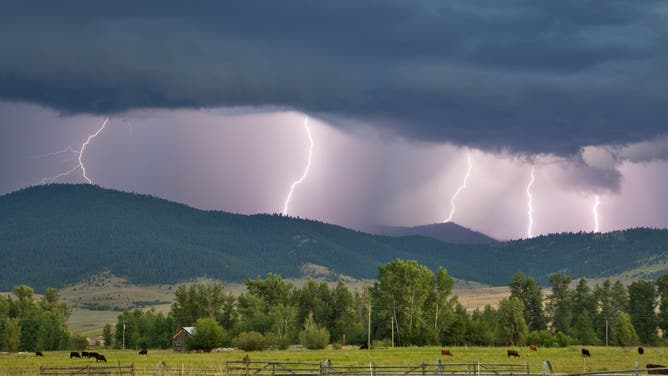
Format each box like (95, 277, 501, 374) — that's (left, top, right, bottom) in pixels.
(0, 346, 664, 375)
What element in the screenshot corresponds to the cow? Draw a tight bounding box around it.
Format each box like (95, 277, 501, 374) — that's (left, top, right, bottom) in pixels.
(441, 349, 453, 357)
(35, 351, 44, 357)
(87, 352, 98, 359)
(581, 348, 591, 357)
(95, 354, 107, 362)
(359, 343, 369, 350)
(70, 352, 81, 358)
(139, 349, 148, 355)
(243, 354, 251, 366)
(507, 349, 520, 357)
(81, 351, 89, 358)
(638, 347, 645, 355)
(647, 364, 668, 375)
(529, 344, 538, 352)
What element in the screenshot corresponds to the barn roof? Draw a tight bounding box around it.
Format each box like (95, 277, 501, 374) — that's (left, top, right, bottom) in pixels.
(172, 326, 196, 339)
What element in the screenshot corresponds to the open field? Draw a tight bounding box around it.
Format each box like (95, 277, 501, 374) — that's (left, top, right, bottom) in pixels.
(0, 346, 665, 375)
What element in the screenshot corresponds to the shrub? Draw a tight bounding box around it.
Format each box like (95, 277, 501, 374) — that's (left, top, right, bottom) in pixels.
(299, 312, 330, 350)
(235, 331, 266, 351)
(186, 318, 226, 352)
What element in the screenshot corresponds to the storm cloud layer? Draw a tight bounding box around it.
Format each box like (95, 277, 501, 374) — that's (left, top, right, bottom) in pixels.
(2, 1, 668, 155)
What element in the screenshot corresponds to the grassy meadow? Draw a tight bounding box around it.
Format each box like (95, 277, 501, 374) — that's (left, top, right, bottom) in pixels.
(0, 346, 665, 375)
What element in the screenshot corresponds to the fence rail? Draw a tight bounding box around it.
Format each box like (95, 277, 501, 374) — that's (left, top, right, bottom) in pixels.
(37, 362, 668, 376)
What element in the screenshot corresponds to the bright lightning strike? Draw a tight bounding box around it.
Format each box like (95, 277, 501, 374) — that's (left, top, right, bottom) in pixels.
(79, 117, 109, 184)
(526, 167, 535, 238)
(593, 195, 601, 232)
(443, 153, 472, 223)
(39, 117, 109, 185)
(282, 116, 314, 216)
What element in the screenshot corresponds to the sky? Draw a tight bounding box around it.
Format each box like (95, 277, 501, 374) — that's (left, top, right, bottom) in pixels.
(1, 1, 667, 240)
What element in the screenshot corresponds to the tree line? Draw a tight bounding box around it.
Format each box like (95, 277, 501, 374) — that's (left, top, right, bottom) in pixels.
(0, 285, 86, 351)
(108, 260, 668, 351)
(3, 259, 668, 352)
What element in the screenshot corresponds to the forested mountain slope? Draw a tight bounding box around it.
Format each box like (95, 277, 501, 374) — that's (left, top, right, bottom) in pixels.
(363, 222, 497, 244)
(1, 184, 667, 291)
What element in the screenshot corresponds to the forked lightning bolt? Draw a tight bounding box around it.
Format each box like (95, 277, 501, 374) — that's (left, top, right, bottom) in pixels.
(282, 116, 314, 215)
(40, 117, 109, 184)
(593, 195, 600, 233)
(526, 167, 535, 238)
(443, 153, 472, 223)
(79, 117, 109, 183)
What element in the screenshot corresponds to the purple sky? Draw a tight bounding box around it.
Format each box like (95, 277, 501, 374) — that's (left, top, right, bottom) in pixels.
(1, 2, 668, 239)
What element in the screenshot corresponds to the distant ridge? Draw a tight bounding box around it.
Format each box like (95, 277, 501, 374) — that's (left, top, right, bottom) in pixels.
(362, 222, 497, 245)
(1, 184, 668, 291)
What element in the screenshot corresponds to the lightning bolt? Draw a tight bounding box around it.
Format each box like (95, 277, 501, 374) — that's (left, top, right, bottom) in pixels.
(78, 117, 109, 184)
(443, 153, 472, 223)
(526, 167, 535, 238)
(593, 195, 600, 232)
(282, 116, 314, 215)
(39, 117, 109, 185)
(33, 146, 80, 159)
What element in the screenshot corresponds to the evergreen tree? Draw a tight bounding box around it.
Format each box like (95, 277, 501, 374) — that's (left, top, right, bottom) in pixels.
(509, 272, 546, 331)
(546, 273, 572, 334)
(628, 280, 658, 345)
(498, 297, 528, 346)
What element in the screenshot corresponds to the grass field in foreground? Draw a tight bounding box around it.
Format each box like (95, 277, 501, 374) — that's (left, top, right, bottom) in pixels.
(0, 346, 665, 375)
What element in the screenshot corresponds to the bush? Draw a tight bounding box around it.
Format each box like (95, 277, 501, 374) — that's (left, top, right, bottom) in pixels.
(235, 331, 266, 351)
(555, 331, 573, 347)
(186, 318, 226, 352)
(263, 332, 290, 350)
(527, 330, 557, 347)
(70, 334, 88, 351)
(300, 326, 330, 349)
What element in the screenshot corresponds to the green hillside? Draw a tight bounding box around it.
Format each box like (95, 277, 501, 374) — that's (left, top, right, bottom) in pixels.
(1, 184, 667, 291)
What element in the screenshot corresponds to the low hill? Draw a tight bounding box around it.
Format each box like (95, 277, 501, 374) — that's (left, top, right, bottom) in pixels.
(1, 184, 667, 291)
(362, 222, 497, 244)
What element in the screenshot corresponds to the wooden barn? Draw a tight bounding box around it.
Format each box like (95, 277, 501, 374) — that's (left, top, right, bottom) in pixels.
(172, 327, 196, 352)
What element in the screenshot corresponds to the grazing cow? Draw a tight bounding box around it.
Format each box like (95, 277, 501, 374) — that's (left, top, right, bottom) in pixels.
(529, 344, 538, 352)
(441, 349, 453, 357)
(243, 354, 251, 365)
(139, 349, 148, 355)
(35, 351, 44, 357)
(95, 354, 107, 362)
(70, 352, 80, 358)
(638, 347, 645, 355)
(647, 365, 668, 375)
(581, 348, 591, 357)
(81, 351, 89, 358)
(359, 343, 369, 350)
(507, 349, 520, 358)
(88, 352, 99, 359)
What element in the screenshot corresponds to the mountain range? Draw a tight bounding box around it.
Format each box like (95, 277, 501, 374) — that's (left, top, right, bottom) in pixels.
(361, 222, 497, 244)
(1, 184, 667, 291)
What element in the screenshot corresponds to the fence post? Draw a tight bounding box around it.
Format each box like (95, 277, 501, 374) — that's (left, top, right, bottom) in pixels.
(476, 361, 480, 376)
(635, 360, 639, 376)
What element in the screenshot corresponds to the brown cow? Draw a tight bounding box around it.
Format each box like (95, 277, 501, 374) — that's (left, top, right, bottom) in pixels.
(507, 349, 520, 357)
(529, 344, 537, 352)
(441, 349, 453, 357)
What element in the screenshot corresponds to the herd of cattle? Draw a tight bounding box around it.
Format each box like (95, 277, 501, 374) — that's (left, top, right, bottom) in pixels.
(33, 349, 149, 363)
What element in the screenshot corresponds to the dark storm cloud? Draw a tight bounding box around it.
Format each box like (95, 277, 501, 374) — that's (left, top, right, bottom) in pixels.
(2, 0, 668, 155)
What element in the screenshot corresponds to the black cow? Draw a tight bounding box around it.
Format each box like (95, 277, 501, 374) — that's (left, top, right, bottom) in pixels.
(638, 347, 645, 355)
(81, 351, 89, 358)
(35, 351, 44, 357)
(359, 343, 369, 350)
(95, 354, 107, 362)
(647, 364, 668, 375)
(507, 349, 520, 357)
(581, 348, 591, 357)
(139, 349, 148, 355)
(88, 352, 99, 359)
(70, 352, 80, 358)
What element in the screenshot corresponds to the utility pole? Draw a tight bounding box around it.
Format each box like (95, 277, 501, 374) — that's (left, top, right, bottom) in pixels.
(367, 302, 371, 350)
(122, 322, 126, 350)
(605, 319, 608, 347)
